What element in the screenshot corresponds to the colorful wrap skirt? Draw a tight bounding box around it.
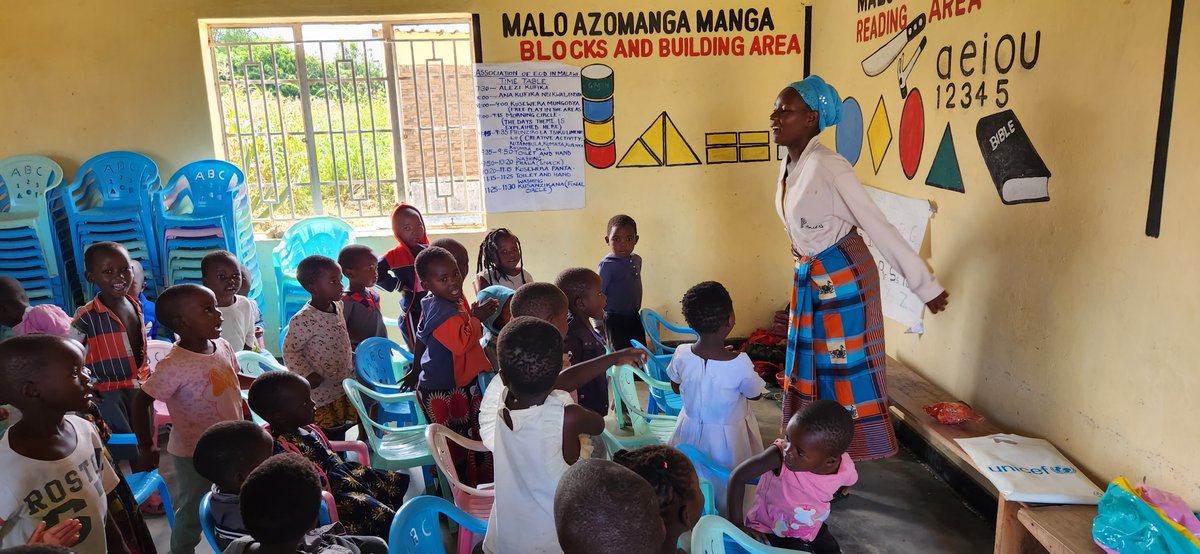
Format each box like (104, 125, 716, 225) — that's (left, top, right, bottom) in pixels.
(782, 231, 898, 461)
(417, 383, 493, 486)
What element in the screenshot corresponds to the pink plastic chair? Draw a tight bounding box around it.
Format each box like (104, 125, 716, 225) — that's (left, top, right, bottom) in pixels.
(425, 423, 494, 554)
(145, 340, 174, 447)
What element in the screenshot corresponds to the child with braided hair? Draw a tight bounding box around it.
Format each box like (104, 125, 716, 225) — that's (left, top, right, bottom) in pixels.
(612, 445, 706, 554)
(474, 228, 533, 294)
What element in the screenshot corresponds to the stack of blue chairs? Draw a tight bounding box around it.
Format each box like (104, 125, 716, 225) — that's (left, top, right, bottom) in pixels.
(155, 160, 264, 310)
(271, 216, 356, 327)
(51, 151, 163, 301)
(0, 155, 71, 310)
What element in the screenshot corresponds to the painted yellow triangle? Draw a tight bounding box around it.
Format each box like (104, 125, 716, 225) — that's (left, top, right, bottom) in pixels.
(617, 138, 663, 168)
(661, 113, 701, 166)
(639, 113, 668, 162)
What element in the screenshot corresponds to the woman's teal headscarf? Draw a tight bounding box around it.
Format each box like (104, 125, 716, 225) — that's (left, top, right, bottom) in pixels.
(477, 285, 515, 335)
(788, 75, 842, 132)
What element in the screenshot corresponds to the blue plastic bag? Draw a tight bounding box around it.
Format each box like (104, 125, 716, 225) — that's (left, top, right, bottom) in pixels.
(1092, 478, 1200, 553)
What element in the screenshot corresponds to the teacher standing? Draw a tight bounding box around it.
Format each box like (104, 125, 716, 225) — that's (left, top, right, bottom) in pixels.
(773, 76, 949, 461)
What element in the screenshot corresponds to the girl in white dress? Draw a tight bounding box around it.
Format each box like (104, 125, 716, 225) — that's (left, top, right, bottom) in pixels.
(667, 281, 765, 514)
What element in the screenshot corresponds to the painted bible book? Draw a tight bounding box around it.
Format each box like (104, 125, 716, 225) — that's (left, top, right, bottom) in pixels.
(975, 110, 1051, 205)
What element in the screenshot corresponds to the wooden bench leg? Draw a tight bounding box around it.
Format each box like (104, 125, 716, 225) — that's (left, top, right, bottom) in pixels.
(995, 497, 1044, 554)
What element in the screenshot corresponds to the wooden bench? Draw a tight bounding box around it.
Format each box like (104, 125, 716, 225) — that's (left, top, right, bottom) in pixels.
(886, 356, 1101, 554)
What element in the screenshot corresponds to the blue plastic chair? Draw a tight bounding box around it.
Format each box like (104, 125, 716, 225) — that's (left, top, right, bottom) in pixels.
(105, 434, 175, 527)
(690, 515, 795, 553)
(200, 490, 336, 552)
(59, 152, 163, 298)
(631, 339, 683, 416)
(388, 495, 488, 554)
(638, 310, 698, 414)
(0, 155, 64, 278)
(640, 308, 700, 357)
(354, 337, 417, 427)
(271, 216, 356, 325)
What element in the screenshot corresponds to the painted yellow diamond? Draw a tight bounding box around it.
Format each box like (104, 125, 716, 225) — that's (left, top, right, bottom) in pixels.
(867, 96, 892, 174)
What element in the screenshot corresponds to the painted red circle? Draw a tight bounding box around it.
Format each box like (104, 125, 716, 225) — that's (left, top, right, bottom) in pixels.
(899, 90, 924, 180)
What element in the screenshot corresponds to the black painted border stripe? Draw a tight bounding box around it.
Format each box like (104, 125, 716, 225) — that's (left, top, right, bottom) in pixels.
(472, 13, 483, 63)
(1146, 0, 1185, 238)
(804, 5, 812, 77)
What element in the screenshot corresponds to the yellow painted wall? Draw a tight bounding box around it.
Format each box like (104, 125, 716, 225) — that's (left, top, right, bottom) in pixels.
(6, 0, 1195, 508)
(1, 0, 803, 343)
(811, 0, 1200, 505)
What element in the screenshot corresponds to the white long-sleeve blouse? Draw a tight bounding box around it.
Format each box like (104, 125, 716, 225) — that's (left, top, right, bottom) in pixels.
(775, 136, 944, 303)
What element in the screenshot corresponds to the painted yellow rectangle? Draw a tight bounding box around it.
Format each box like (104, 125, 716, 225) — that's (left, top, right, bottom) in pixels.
(739, 145, 771, 162)
(707, 146, 738, 163)
(706, 133, 737, 146)
(739, 131, 769, 144)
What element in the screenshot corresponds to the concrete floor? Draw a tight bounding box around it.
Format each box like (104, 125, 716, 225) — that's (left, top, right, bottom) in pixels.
(145, 387, 993, 553)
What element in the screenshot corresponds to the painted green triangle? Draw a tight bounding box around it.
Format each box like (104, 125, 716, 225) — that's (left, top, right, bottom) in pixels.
(925, 123, 964, 193)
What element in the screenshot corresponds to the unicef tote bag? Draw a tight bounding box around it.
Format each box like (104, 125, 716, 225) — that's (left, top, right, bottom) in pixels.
(956, 433, 1104, 504)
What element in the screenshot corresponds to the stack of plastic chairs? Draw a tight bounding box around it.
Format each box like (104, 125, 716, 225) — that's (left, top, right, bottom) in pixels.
(0, 155, 71, 310)
(51, 151, 162, 302)
(155, 160, 264, 310)
(272, 216, 356, 326)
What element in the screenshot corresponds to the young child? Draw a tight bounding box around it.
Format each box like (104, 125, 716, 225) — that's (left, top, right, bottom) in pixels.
(598, 214, 645, 349)
(612, 446, 706, 554)
(223, 454, 387, 554)
(191, 421, 274, 550)
(247, 371, 409, 539)
(70, 242, 147, 447)
(376, 202, 428, 350)
(480, 317, 646, 554)
(236, 263, 265, 349)
(131, 284, 251, 554)
(128, 261, 158, 340)
(430, 237, 471, 279)
(727, 400, 858, 553)
(284, 255, 357, 441)
(410, 246, 493, 485)
(509, 282, 570, 337)
(474, 228, 533, 293)
(668, 281, 764, 512)
(337, 245, 387, 350)
(554, 458, 664, 554)
(0, 277, 71, 338)
(0, 335, 126, 553)
(555, 268, 610, 415)
(0, 276, 27, 338)
(200, 251, 258, 351)
(476, 285, 515, 371)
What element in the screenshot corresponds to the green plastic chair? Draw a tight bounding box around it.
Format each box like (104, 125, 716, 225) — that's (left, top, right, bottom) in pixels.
(601, 363, 679, 454)
(690, 515, 795, 553)
(235, 350, 286, 376)
(342, 379, 434, 472)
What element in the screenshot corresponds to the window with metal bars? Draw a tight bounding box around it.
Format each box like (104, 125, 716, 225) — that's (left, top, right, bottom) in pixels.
(205, 20, 484, 235)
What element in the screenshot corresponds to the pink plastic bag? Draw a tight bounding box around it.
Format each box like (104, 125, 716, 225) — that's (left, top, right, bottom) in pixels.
(1137, 483, 1200, 537)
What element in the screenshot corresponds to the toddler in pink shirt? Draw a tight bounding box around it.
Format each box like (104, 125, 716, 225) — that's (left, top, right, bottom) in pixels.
(727, 400, 858, 553)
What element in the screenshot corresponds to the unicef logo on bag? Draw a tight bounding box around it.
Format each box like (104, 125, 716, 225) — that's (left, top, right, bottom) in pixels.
(987, 464, 1077, 476)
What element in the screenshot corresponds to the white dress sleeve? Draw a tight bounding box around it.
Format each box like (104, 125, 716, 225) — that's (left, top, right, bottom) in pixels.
(829, 164, 944, 303)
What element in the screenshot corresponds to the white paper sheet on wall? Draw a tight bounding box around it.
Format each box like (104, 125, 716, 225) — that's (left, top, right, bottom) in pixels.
(474, 62, 586, 213)
(859, 186, 934, 333)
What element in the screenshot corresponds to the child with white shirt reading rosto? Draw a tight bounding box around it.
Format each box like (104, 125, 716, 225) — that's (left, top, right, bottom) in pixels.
(0, 336, 125, 554)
